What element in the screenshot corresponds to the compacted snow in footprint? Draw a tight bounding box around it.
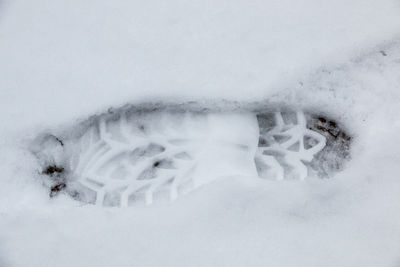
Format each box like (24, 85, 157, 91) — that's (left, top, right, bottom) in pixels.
(30, 107, 342, 208)
(1, 1, 400, 266)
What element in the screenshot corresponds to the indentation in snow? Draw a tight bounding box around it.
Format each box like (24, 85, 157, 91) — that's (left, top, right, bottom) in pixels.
(30, 103, 351, 206)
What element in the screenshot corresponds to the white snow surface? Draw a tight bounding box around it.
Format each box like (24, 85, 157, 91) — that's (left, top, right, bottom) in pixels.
(1, 0, 400, 130)
(1, 0, 400, 266)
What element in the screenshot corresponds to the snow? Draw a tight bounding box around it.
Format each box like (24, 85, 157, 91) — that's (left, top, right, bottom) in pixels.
(1, 0, 400, 266)
(1, 0, 400, 131)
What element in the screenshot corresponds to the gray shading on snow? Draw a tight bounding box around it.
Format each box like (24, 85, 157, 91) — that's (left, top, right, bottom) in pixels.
(30, 104, 351, 206)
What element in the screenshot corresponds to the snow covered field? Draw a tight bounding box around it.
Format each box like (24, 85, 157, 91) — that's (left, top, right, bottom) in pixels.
(1, 0, 400, 266)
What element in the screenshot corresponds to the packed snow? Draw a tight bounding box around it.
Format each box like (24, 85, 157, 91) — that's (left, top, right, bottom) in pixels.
(1, 0, 400, 266)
